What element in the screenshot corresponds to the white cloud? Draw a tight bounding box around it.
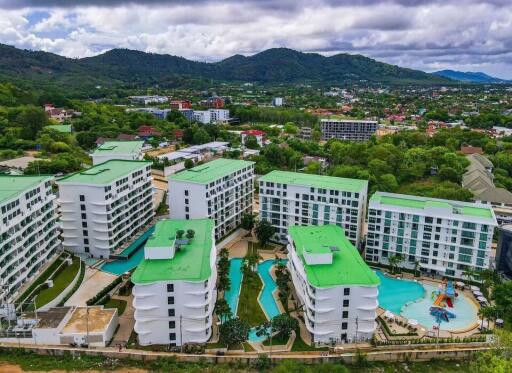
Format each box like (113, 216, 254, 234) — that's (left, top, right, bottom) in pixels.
(0, 1, 510, 78)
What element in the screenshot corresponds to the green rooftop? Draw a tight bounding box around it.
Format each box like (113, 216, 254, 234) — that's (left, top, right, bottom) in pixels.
(45, 124, 72, 133)
(259, 170, 367, 192)
(132, 219, 215, 284)
(57, 160, 150, 185)
(92, 141, 144, 155)
(169, 158, 254, 185)
(371, 192, 494, 219)
(0, 175, 51, 204)
(288, 225, 379, 288)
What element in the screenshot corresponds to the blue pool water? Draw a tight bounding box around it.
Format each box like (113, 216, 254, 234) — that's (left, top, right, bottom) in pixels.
(224, 258, 243, 316)
(100, 226, 155, 275)
(376, 271, 479, 331)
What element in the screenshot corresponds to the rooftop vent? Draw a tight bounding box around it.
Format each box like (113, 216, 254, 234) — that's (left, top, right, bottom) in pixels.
(329, 246, 340, 252)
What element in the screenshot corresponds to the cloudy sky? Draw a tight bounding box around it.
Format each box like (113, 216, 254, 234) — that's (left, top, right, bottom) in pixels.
(0, 0, 511, 78)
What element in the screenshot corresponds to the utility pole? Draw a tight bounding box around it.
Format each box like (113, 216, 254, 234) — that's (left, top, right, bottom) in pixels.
(33, 299, 38, 345)
(86, 306, 89, 348)
(355, 316, 359, 343)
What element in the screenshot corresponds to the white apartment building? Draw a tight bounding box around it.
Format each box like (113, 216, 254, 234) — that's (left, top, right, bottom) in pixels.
(0, 176, 60, 302)
(209, 109, 230, 123)
(272, 97, 283, 107)
(366, 192, 498, 279)
(259, 171, 368, 248)
(320, 119, 378, 141)
(57, 160, 154, 259)
(168, 158, 254, 240)
(287, 225, 380, 344)
(91, 141, 144, 165)
(193, 110, 211, 124)
(132, 219, 216, 346)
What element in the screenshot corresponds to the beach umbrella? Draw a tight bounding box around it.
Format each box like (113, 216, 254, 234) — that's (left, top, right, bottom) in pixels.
(408, 319, 419, 326)
(479, 320, 489, 329)
(473, 290, 483, 296)
(470, 285, 480, 291)
(456, 281, 465, 288)
(477, 296, 487, 302)
(496, 319, 504, 326)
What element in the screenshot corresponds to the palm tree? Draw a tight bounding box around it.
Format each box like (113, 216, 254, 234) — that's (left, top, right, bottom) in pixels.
(215, 298, 232, 325)
(478, 269, 501, 300)
(388, 254, 403, 275)
(413, 260, 420, 277)
(462, 268, 478, 283)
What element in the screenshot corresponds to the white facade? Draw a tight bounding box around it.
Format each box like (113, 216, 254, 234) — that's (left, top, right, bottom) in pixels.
(58, 161, 154, 259)
(209, 109, 230, 123)
(132, 220, 217, 346)
(320, 119, 378, 141)
(0, 176, 60, 302)
(168, 159, 254, 240)
(286, 226, 379, 344)
(366, 192, 498, 279)
(258, 171, 368, 248)
(272, 97, 283, 106)
(193, 110, 212, 124)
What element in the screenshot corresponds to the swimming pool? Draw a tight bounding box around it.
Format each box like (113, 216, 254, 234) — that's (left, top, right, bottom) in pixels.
(376, 270, 479, 331)
(100, 226, 155, 275)
(225, 258, 287, 342)
(224, 258, 243, 317)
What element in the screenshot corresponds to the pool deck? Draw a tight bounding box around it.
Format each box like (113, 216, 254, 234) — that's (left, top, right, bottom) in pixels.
(376, 270, 482, 339)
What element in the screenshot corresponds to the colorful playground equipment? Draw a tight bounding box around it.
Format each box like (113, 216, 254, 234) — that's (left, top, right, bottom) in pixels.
(430, 306, 456, 323)
(429, 279, 458, 323)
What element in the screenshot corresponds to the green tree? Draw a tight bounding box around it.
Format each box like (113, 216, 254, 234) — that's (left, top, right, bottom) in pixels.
(244, 135, 259, 149)
(438, 166, 460, 183)
(255, 219, 276, 249)
(241, 213, 255, 231)
(184, 158, 194, 169)
(219, 318, 250, 348)
(17, 105, 48, 140)
(284, 122, 298, 135)
(215, 298, 232, 325)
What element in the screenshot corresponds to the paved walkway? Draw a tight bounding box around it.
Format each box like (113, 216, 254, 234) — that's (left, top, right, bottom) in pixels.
(216, 228, 248, 251)
(65, 268, 117, 306)
(112, 294, 135, 346)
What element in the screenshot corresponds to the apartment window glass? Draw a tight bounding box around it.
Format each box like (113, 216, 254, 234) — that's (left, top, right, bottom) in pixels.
(79, 195, 85, 202)
(344, 288, 350, 296)
(169, 321, 176, 329)
(342, 311, 348, 319)
(343, 299, 349, 307)
(168, 296, 174, 304)
(168, 309, 175, 317)
(342, 322, 348, 330)
(169, 333, 176, 341)
(167, 284, 174, 292)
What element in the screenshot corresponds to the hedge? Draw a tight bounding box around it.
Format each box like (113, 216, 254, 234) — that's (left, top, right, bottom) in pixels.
(86, 277, 122, 306)
(378, 316, 418, 337)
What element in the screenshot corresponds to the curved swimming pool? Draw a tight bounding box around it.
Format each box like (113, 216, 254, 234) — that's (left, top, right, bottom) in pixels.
(376, 270, 479, 331)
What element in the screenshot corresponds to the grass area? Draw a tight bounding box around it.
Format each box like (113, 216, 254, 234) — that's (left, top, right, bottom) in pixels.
(34, 257, 81, 309)
(16, 256, 63, 306)
(291, 335, 329, 352)
(105, 298, 127, 316)
(206, 341, 227, 349)
(0, 348, 474, 372)
(243, 342, 255, 352)
(262, 333, 289, 346)
(237, 271, 267, 327)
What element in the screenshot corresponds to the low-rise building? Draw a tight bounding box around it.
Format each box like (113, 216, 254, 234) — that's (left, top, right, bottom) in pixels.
(241, 130, 265, 147)
(193, 110, 211, 124)
(138, 125, 162, 138)
(259, 171, 368, 247)
(168, 158, 254, 240)
(0, 306, 118, 347)
(170, 100, 192, 110)
(58, 160, 154, 259)
(287, 225, 380, 344)
(366, 192, 498, 278)
(209, 109, 229, 123)
(91, 141, 144, 165)
(132, 219, 217, 346)
(0, 176, 60, 302)
(320, 119, 378, 141)
(272, 97, 283, 107)
(129, 95, 169, 105)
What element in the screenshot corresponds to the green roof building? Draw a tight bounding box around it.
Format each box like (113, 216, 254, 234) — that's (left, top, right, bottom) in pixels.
(287, 224, 379, 344)
(131, 219, 217, 347)
(169, 158, 254, 185)
(367, 192, 498, 279)
(91, 141, 144, 165)
(259, 170, 368, 248)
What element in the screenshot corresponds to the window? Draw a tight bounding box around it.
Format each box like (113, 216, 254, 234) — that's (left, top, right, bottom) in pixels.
(168, 309, 175, 317)
(342, 322, 348, 330)
(169, 333, 176, 341)
(79, 195, 85, 202)
(184, 190, 189, 196)
(342, 311, 348, 319)
(169, 321, 176, 329)
(343, 288, 350, 296)
(81, 213, 86, 219)
(343, 299, 349, 307)
(167, 284, 174, 292)
(80, 204, 86, 211)
(83, 230, 88, 236)
(82, 222, 87, 228)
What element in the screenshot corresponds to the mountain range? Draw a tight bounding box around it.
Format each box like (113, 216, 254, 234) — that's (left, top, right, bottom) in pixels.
(0, 43, 454, 90)
(432, 70, 511, 84)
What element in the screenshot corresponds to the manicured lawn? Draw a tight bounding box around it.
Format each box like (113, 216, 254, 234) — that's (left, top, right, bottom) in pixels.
(291, 334, 328, 351)
(16, 257, 63, 305)
(34, 257, 81, 308)
(105, 298, 127, 316)
(262, 332, 289, 346)
(206, 341, 227, 349)
(237, 271, 267, 327)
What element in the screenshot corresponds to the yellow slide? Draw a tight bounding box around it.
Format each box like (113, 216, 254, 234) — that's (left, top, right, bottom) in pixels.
(434, 294, 445, 306)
